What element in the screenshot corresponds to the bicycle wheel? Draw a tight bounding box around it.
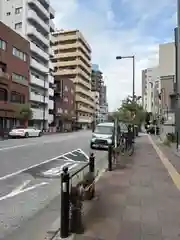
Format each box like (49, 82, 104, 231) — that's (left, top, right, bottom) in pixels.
(127, 143, 134, 156)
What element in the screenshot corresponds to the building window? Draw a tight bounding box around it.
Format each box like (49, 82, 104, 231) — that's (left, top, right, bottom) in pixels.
(12, 73, 27, 82)
(0, 39, 6, 50)
(6, 12, 11, 16)
(15, 22, 22, 29)
(11, 91, 25, 104)
(0, 88, 8, 101)
(12, 47, 27, 61)
(15, 7, 22, 14)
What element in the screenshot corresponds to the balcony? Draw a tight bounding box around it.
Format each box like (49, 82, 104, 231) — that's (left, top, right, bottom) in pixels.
(49, 61, 54, 71)
(74, 77, 90, 90)
(78, 68, 91, 82)
(27, 0, 49, 20)
(0, 71, 10, 85)
(48, 99, 54, 109)
(49, 5, 55, 19)
(57, 60, 77, 67)
(48, 75, 54, 83)
(50, 20, 55, 32)
(30, 91, 48, 103)
(75, 95, 94, 108)
(27, 26, 49, 47)
(77, 59, 91, 74)
(48, 88, 54, 96)
(30, 42, 49, 61)
(54, 69, 77, 76)
(78, 105, 93, 114)
(31, 107, 48, 120)
(31, 58, 49, 73)
(75, 85, 92, 98)
(27, 9, 49, 33)
(30, 75, 48, 88)
(49, 48, 54, 57)
(58, 43, 78, 50)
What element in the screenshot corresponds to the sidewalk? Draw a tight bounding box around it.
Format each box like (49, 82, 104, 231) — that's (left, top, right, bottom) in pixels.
(74, 134, 180, 240)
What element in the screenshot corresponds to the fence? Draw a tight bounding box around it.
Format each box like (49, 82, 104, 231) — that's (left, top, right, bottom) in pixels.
(60, 153, 95, 238)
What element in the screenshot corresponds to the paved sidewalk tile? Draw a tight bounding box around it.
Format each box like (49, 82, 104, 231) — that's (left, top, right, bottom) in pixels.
(75, 135, 180, 240)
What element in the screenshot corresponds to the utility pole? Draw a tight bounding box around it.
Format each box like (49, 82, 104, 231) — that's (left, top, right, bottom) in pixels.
(132, 55, 135, 101)
(175, 0, 180, 149)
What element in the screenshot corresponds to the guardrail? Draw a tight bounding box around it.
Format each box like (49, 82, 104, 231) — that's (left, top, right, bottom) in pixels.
(60, 153, 95, 238)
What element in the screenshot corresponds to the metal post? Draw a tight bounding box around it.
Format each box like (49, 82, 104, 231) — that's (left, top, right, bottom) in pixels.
(89, 153, 95, 173)
(60, 166, 70, 238)
(132, 56, 135, 101)
(43, 77, 46, 132)
(175, 0, 180, 149)
(108, 144, 112, 171)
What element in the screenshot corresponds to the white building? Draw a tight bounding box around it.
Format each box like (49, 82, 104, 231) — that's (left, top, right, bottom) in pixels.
(0, 0, 55, 129)
(98, 104, 108, 122)
(91, 91, 100, 124)
(142, 67, 160, 114)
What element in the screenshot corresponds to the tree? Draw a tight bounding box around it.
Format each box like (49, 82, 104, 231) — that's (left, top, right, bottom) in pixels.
(15, 104, 33, 127)
(115, 95, 146, 126)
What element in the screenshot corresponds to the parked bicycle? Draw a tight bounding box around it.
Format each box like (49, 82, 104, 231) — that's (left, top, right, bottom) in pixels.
(119, 130, 134, 156)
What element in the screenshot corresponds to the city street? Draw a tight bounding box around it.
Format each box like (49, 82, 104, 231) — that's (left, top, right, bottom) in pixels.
(0, 131, 108, 239)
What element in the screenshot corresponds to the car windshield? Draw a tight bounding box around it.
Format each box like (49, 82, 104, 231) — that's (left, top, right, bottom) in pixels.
(94, 125, 113, 135)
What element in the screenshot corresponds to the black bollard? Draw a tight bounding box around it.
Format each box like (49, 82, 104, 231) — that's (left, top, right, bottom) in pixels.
(108, 144, 112, 171)
(89, 153, 95, 173)
(60, 166, 70, 238)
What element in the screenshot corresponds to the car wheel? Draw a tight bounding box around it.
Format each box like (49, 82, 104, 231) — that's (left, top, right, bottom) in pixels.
(24, 132, 29, 138)
(38, 132, 42, 137)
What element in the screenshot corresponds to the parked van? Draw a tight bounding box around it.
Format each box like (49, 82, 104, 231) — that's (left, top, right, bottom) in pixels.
(90, 122, 115, 150)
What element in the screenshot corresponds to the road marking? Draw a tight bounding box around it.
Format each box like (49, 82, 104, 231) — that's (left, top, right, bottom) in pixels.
(0, 181, 48, 201)
(0, 143, 38, 151)
(0, 148, 88, 181)
(148, 135, 180, 191)
(0, 134, 78, 151)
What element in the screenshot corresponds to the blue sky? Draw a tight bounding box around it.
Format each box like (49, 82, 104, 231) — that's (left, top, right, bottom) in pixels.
(51, 0, 176, 111)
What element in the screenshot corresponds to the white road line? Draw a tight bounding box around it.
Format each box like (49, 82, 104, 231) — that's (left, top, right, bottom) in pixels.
(0, 182, 48, 201)
(0, 148, 85, 181)
(0, 135, 77, 151)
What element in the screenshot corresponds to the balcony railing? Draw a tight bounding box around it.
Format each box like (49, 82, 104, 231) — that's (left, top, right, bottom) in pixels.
(27, 0, 49, 20)
(0, 70, 10, 80)
(27, 9, 49, 33)
(27, 26, 49, 47)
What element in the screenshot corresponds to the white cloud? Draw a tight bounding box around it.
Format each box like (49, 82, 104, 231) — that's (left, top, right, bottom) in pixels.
(51, 0, 175, 111)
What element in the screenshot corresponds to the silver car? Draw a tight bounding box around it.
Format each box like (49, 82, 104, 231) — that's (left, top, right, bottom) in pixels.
(90, 122, 114, 150)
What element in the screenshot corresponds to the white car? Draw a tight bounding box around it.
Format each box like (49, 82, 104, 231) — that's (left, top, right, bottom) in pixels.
(9, 127, 42, 138)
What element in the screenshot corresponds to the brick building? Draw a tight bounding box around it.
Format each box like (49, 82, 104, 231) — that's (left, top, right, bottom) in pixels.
(0, 21, 30, 131)
(54, 76, 75, 131)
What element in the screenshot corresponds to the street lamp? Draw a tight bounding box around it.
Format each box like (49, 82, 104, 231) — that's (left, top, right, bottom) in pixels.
(116, 55, 135, 101)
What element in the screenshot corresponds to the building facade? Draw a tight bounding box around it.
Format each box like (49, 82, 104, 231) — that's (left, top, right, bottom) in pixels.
(54, 76, 75, 131)
(91, 64, 102, 92)
(142, 67, 160, 114)
(0, 0, 55, 130)
(0, 21, 30, 131)
(159, 42, 175, 114)
(51, 30, 94, 128)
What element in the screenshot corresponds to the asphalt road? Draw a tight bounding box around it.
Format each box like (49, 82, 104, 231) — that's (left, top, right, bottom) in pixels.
(0, 131, 108, 239)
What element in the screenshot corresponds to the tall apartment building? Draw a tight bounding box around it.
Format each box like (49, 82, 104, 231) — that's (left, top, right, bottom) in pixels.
(91, 64, 102, 92)
(142, 67, 160, 114)
(51, 30, 94, 128)
(0, 0, 55, 130)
